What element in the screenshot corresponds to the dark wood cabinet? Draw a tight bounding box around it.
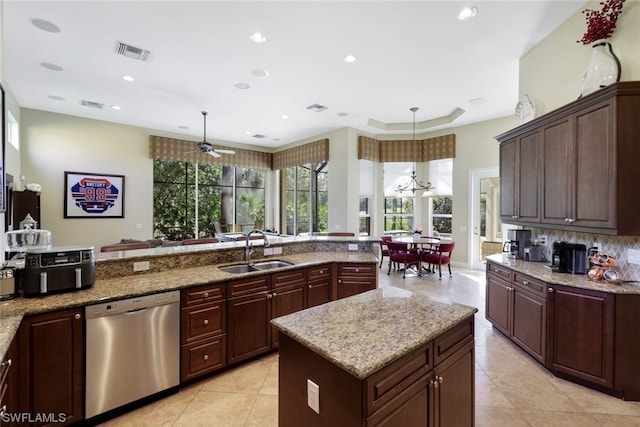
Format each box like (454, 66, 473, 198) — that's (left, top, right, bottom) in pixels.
(486, 262, 547, 364)
(181, 283, 227, 382)
(306, 264, 332, 308)
(227, 276, 272, 365)
(11, 191, 41, 229)
(271, 270, 306, 347)
(499, 130, 540, 223)
(18, 308, 84, 426)
(1, 337, 18, 427)
(547, 284, 615, 388)
(432, 340, 474, 427)
(336, 263, 377, 300)
(497, 81, 640, 234)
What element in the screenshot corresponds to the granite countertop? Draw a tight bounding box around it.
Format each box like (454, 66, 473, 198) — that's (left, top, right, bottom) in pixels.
(486, 254, 640, 294)
(0, 251, 376, 361)
(271, 287, 478, 380)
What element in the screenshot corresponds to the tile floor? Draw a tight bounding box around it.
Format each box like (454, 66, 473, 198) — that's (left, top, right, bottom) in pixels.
(101, 266, 640, 426)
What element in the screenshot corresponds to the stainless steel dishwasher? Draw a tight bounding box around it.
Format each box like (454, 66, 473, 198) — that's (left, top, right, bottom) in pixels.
(85, 290, 180, 419)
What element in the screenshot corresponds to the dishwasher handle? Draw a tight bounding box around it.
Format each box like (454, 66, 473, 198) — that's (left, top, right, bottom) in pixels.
(124, 307, 149, 315)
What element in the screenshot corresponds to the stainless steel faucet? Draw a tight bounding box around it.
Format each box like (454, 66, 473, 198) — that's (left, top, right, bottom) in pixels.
(245, 229, 270, 264)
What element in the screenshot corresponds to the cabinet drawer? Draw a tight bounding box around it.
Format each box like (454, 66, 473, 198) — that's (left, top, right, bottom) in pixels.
(434, 317, 474, 365)
(513, 273, 546, 298)
(364, 342, 432, 416)
(487, 263, 513, 281)
(272, 270, 306, 289)
(338, 263, 376, 277)
(181, 335, 226, 381)
(182, 301, 226, 343)
(182, 283, 225, 306)
(228, 276, 270, 298)
(307, 264, 332, 281)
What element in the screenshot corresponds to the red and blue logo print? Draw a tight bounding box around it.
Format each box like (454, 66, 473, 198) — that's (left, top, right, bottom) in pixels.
(70, 177, 119, 214)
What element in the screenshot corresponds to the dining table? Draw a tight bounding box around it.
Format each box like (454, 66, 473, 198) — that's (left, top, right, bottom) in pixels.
(391, 235, 443, 274)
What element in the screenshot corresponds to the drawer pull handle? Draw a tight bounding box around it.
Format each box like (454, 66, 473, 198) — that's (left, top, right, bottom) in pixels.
(203, 354, 209, 361)
(523, 280, 529, 285)
(320, 270, 324, 275)
(74, 313, 81, 320)
(308, 285, 312, 289)
(355, 268, 359, 272)
(203, 292, 209, 298)
(548, 288, 554, 293)
(203, 319, 209, 325)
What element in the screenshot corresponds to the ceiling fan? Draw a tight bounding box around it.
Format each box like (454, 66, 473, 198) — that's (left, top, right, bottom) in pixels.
(193, 111, 235, 158)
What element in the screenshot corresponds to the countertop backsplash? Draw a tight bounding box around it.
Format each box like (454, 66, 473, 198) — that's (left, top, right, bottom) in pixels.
(530, 227, 640, 282)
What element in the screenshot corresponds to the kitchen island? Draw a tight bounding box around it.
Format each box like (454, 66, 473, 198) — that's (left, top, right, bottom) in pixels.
(271, 287, 478, 427)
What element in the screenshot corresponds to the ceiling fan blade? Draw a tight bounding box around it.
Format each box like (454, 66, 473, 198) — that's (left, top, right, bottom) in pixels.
(207, 150, 222, 158)
(214, 148, 236, 155)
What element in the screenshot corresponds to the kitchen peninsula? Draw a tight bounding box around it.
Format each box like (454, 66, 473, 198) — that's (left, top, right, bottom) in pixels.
(0, 235, 378, 425)
(272, 287, 478, 427)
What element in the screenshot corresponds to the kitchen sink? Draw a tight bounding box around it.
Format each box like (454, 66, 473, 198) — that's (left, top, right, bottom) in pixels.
(219, 260, 294, 274)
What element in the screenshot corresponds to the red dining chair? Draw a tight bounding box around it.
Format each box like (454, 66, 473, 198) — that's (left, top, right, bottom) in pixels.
(379, 235, 393, 269)
(387, 241, 421, 278)
(183, 237, 219, 245)
(421, 242, 455, 279)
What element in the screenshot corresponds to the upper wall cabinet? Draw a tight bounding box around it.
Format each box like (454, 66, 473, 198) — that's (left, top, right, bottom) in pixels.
(496, 82, 640, 235)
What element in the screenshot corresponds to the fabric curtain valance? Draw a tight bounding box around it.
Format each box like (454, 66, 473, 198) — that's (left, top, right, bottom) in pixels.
(357, 134, 455, 162)
(272, 139, 329, 170)
(149, 135, 272, 170)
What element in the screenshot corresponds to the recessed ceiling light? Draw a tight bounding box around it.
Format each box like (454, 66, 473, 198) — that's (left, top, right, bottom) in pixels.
(344, 55, 357, 63)
(281, 115, 289, 119)
(111, 105, 121, 110)
(40, 62, 63, 71)
(48, 95, 65, 101)
(458, 6, 478, 20)
(249, 32, 267, 43)
(178, 125, 189, 130)
(251, 69, 269, 78)
(234, 82, 250, 90)
(337, 112, 349, 117)
(122, 75, 135, 82)
(245, 131, 252, 135)
(29, 18, 60, 33)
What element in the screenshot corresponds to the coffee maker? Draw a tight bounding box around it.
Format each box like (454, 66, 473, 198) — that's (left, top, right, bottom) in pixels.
(503, 229, 532, 259)
(551, 241, 587, 274)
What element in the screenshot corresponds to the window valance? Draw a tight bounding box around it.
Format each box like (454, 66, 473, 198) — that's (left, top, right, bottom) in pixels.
(149, 135, 272, 170)
(272, 139, 329, 170)
(357, 134, 455, 162)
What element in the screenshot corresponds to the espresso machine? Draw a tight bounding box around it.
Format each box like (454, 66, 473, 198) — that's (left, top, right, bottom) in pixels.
(503, 229, 532, 259)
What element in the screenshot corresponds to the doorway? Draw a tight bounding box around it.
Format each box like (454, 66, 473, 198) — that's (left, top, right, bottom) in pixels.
(469, 168, 500, 270)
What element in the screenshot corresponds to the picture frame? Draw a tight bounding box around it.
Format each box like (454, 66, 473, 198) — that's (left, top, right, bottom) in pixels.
(64, 171, 125, 218)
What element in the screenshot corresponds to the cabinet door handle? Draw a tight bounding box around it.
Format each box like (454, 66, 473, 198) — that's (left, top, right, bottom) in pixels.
(522, 280, 529, 285)
(203, 354, 209, 361)
(272, 292, 277, 298)
(308, 285, 312, 289)
(74, 313, 81, 320)
(355, 268, 359, 273)
(548, 288, 554, 293)
(1, 359, 11, 369)
(203, 319, 209, 325)
(438, 376, 444, 384)
(319, 270, 324, 275)
(203, 292, 210, 298)
(267, 293, 273, 299)
(338, 279, 342, 284)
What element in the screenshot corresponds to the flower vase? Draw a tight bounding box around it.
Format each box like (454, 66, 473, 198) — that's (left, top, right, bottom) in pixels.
(581, 40, 621, 97)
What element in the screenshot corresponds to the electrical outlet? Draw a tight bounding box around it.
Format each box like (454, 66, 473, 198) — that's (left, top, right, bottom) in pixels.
(628, 248, 640, 265)
(348, 244, 358, 251)
(307, 379, 320, 414)
(133, 261, 150, 272)
(264, 247, 274, 256)
(273, 246, 282, 255)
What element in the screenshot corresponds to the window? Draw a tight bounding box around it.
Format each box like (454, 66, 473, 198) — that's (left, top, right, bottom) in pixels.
(428, 159, 453, 237)
(283, 162, 328, 235)
(7, 111, 19, 150)
(432, 196, 453, 237)
(383, 162, 415, 233)
(153, 159, 265, 239)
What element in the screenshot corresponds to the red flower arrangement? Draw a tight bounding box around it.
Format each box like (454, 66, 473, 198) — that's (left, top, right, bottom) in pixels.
(578, 0, 625, 44)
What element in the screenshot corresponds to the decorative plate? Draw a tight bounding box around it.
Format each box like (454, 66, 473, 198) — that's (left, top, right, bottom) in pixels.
(515, 95, 536, 124)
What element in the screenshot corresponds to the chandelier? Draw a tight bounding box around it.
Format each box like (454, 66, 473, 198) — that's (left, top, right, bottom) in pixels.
(395, 107, 435, 197)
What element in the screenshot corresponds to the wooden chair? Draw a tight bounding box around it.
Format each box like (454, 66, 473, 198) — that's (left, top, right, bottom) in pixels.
(379, 235, 393, 269)
(387, 241, 421, 278)
(421, 242, 455, 279)
(327, 232, 355, 236)
(100, 242, 151, 252)
(212, 222, 224, 236)
(183, 237, 219, 245)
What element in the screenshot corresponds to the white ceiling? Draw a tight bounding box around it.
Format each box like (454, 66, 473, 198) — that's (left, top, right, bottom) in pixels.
(2, 0, 587, 149)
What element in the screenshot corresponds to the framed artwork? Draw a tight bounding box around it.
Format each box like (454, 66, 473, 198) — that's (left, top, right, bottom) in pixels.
(64, 171, 125, 218)
(0, 82, 5, 213)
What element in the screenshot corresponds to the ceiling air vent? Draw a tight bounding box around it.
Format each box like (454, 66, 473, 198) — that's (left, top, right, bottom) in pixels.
(252, 134, 267, 139)
(115, 41, 151, 62)
(306, 103, 328, 112)
(81, 100, 104, 109)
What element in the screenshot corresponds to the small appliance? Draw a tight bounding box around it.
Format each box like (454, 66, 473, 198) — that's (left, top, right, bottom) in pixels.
(551, 241, 587, 274)
(504, 229, 532, 259)
(23, 246, 95, 296)
(523, 245, 544, 262)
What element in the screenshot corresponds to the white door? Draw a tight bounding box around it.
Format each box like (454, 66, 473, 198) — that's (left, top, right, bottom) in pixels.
(469, 168, 500, 270)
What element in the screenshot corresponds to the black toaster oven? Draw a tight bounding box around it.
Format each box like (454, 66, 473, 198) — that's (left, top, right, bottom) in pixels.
(23, 246, 95, 296)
